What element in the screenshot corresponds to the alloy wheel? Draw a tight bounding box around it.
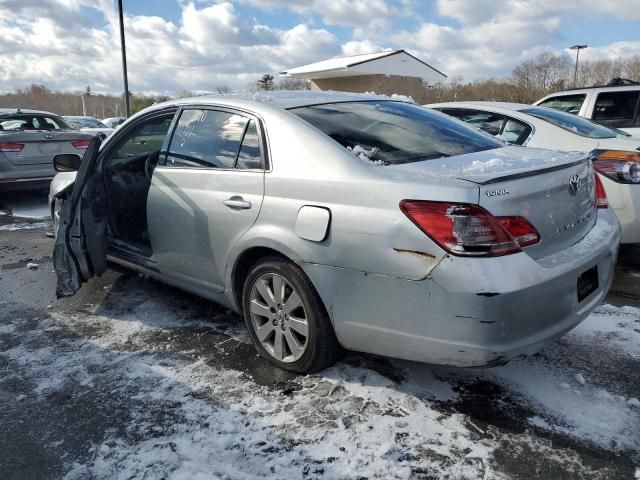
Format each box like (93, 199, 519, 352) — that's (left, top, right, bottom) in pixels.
(248, 273, 309, 363)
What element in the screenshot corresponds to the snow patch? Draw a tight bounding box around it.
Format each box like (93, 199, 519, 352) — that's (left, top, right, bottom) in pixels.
(347, 145, 385, 166)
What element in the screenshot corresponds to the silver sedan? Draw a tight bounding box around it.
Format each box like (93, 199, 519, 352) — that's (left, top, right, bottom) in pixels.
(50, 92, 620, 373)
(0, 108, 93, 191)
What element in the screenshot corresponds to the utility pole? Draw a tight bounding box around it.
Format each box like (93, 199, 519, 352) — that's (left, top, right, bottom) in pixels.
(570, 44, 587, 87)
(118, 0, 131, 117)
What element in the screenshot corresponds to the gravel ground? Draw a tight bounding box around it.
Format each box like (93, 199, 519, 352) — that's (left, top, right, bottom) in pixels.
(1, 191, 639, 480)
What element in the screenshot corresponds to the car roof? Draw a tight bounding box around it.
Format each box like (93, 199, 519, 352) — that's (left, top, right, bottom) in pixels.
(426, 101, 535, 112)
(150, 90, 408, 114)
(0, 108, 59, 117)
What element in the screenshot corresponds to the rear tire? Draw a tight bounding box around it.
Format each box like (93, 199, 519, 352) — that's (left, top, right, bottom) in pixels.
(242, 256, 341, 373)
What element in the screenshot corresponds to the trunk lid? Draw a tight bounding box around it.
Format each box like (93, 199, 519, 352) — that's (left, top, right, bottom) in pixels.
(0, 131, 92, 165)
(456, 147, 596, 259)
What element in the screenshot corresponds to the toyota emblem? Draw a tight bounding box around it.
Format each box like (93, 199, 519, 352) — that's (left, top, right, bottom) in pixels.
(568, 174, 582, 195)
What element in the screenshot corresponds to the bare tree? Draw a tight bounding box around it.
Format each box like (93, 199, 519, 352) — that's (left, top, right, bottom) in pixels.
(215, 85, 232, 94)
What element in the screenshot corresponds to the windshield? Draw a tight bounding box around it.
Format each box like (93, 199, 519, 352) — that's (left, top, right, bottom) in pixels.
(290, 101, 503, 166)
(0, 114, 72, 131)
(67, 117, 107, 129)
(521, 107, 619, 139)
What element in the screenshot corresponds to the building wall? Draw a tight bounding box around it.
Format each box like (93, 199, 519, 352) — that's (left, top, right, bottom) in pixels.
(310, 74, 425, 103)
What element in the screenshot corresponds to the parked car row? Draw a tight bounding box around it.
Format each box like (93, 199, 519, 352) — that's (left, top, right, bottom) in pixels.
(426, 101, 640, 243)
(0, 109, 124, 191)
(49, 91, 620, 375)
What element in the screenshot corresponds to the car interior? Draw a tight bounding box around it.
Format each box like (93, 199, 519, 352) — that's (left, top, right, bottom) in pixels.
(102, 112, 175, 256)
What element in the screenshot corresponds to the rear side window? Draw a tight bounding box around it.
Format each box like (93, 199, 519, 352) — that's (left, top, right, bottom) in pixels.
(593, 91, 640, 128)
(537, 94, 586, 114)
(522, 107, 618, 139)
(236, 120, 263, 170)
(438, 108, 531, 145)
(165, 109, 265, 170)
(439, 108, 505, 135)
(291, 101, 502, 166)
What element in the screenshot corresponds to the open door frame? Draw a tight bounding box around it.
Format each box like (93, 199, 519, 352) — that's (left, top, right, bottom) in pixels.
(53, 136, 108, 297)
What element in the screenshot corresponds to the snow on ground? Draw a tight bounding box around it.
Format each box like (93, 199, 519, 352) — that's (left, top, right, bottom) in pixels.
(2, 277, 639, 478)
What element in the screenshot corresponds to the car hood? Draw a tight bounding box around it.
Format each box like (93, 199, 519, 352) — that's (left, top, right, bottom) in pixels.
(385, 146, 588, 185)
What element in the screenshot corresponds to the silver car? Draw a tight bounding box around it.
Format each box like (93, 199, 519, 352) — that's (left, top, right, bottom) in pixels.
(63, 116, 115, 140)
(50, 92, 620, 373)
(0, 108, 93, 191)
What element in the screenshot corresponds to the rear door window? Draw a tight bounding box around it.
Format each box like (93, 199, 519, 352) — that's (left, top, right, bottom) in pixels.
(439, 108, 506, 135)
(592, 91, 640, 128)
(438, 108, 532, 145)
(496, 119, 532, 145)
(537, 94, 586, 114)
(166, 109, 264, 170)
(236, 120, 263, 170)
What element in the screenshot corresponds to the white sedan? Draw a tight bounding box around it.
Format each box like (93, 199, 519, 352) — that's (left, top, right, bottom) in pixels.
(427, 101, 640, 244)
(64, 116, 114, 140)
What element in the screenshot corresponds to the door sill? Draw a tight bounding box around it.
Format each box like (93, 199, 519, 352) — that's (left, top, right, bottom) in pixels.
(108, 241, 158, 271)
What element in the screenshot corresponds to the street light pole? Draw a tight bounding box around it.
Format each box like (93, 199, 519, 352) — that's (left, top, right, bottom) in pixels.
(570, 44, 587, 87)
(118, 0, 131, 118)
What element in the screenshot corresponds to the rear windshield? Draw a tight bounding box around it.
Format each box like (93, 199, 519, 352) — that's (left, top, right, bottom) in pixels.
(290, 101, 503, 165)
(521, 107, 619, 139)
(0, 114, 72, 131)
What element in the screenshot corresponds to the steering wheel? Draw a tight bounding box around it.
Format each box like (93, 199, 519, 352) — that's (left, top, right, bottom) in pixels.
(144, 151, 160, 182)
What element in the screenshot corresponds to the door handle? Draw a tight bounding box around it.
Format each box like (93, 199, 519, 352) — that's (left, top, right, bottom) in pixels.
(223, 197, 252, 210)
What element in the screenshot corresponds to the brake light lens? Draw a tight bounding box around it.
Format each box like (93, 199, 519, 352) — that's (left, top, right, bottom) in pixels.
(594, 173, 609, 209)
(399, 200, 540, 257)
(0, 142, 25, 152)
(497, 217, 540, 248)
(591, 149, 640, 184)
(71, 139, 91, 149)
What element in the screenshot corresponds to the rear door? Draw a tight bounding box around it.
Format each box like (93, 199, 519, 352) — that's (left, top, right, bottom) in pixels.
(53, 136, 108, 297)
(147, 106, 266, 293)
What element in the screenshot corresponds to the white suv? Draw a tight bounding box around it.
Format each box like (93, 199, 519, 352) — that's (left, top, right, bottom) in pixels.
(535, 80, 640, 136)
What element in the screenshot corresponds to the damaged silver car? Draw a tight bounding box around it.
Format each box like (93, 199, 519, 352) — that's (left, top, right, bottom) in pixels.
(50, 91, 620, 373)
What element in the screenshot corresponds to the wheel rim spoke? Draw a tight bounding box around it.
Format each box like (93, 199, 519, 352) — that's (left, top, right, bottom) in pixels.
(256, 278, 275, 307)
(284, 329, 304, 358)
(272, 274, 285, 303)
(255, 320, 275, 342)
(283, 289, 302, 314)
(250, 299, 272, 319)
(288, 316, 308, 337)
(273, 330, 284, 360)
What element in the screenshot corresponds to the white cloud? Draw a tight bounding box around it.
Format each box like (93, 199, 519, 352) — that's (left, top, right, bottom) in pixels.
(240, 0, 398, 27)
(0, 0, 637, 94)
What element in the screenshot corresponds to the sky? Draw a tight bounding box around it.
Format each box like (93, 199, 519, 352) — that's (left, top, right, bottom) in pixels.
(0, 0, 639, 95)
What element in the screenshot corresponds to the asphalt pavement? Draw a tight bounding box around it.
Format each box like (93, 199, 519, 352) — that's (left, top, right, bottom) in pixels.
(1, 190, 639, 480)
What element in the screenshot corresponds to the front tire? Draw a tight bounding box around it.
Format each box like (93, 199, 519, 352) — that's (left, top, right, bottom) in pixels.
(242, 256, 341, 373)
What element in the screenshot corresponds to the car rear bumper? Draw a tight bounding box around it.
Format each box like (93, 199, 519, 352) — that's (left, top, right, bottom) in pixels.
(0, 156, 55, 191)
(301, 209, 620, 367)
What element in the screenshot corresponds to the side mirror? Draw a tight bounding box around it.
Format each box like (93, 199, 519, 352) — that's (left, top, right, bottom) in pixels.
(53, 154, 82, 172)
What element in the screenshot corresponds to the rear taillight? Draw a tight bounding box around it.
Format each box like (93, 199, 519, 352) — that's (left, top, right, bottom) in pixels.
(399, 200, 539, 257)
(591, 149, 640, 184)
(71, 139, 91, 149)
(594, 173, 609, 209)
(0, 142, 25, 152)
(497, 217, 540, 247)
